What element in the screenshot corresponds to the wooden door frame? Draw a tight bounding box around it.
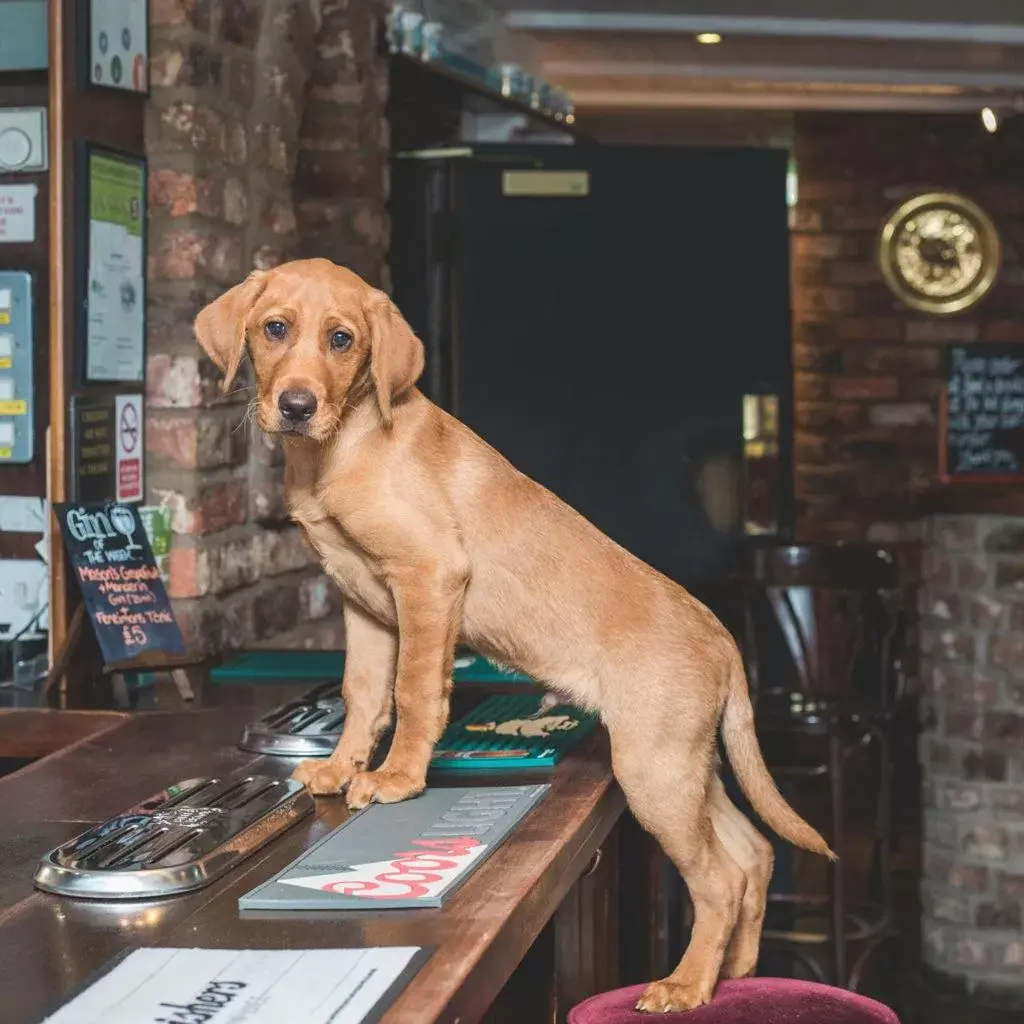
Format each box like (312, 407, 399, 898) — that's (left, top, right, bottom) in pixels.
(47, 0, 147, 705)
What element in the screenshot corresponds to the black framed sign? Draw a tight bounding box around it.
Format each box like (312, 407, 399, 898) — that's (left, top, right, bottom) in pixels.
(941, 342, 1024, 483)
(81, 0, 150, 95)
(70, 394, 117, 503)
(75, 144, 147, 384)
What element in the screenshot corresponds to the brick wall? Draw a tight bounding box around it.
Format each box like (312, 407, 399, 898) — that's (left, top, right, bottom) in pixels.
(792, 113, 1024, 545)
(919, 514, 1024, 989)
(145, 0, 388, 655)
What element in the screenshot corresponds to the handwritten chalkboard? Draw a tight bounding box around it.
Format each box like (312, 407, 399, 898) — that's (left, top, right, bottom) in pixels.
(55, 502, 186, 667)
(943, 343, 1024, 481)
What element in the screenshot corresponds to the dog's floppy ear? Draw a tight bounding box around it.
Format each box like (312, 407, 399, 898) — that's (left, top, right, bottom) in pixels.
(194, 271, 267, 393)
(365, 290, 425, 427)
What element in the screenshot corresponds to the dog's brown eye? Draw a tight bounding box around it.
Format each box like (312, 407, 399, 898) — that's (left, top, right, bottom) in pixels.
(265, 320, 288, 341)
(330, 329, 353, 351)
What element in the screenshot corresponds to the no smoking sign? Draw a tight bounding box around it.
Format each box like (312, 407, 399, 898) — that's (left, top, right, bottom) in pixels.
(115, 394, 144, 502)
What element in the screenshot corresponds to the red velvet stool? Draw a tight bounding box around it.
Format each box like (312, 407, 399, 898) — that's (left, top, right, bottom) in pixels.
(568, 979, 900, 1024)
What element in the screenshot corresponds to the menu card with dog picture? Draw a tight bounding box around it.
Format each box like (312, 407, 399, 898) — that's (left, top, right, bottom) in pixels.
(38, 947, 430, 1024)
(239, 785, 548, 911)
(430, 694, 598, 772)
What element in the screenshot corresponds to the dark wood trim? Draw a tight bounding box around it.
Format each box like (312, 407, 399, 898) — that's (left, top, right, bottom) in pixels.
(47, 0, 147, 706)
(917, 484, 1024, 517)
(48, 0, 72, 691)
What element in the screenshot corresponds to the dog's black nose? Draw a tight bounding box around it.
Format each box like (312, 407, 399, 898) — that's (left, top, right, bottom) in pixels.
(278, 388, 318, 423)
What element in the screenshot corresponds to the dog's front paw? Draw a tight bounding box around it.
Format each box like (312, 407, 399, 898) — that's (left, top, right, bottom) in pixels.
(345, 767, 424, 810)
(291, 758, 353, 796)
(635, 979, 712, 1014)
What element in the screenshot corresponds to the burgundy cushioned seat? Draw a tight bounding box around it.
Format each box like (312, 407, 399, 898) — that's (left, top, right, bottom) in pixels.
(568, 979, 900, 1024)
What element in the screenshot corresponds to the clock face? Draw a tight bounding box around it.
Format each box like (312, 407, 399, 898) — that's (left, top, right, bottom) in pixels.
(879, 193, 1000, 315)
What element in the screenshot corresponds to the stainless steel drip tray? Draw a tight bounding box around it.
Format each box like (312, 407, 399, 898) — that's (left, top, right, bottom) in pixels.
(34, 775, 313, 900)
(238, 681, 345, 758)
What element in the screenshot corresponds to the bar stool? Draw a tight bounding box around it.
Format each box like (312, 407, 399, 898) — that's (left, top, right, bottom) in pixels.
(739, 543, 907, 992)
(568, 978, 900, 1024)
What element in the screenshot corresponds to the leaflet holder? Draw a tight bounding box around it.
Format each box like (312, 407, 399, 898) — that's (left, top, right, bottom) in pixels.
(0, 271, 35, 464)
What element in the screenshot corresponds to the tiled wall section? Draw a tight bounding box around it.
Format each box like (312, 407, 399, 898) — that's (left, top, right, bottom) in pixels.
(143, 0, 388, 654)
(919, 514, 1024, 987)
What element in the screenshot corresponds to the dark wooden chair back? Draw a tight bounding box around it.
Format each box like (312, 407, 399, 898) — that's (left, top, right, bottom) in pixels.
(742, 544, 906, 715)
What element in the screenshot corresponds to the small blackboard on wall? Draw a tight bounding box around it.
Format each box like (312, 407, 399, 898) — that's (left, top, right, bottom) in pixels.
(70, 395, 116, 502)
(942, 343, 1024, 482)
(54, 502, 186, 667)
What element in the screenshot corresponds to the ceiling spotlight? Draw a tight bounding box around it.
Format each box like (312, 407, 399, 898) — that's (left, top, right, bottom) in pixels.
(981, 106, 999, 133)
(696, 32, 722, 44)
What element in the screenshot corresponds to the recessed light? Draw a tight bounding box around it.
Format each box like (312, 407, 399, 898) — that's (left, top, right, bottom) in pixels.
(696, 32, 722, 44)
(981, 106, 999, 133)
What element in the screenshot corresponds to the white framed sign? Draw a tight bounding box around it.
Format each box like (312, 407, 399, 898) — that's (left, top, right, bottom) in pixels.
(114, 393, 144, 503)
(80, 146, 147, 384)
(87, 0, 149, 94)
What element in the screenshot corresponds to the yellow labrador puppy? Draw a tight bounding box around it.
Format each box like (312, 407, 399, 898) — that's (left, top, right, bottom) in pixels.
(195, 259, 833, 1012)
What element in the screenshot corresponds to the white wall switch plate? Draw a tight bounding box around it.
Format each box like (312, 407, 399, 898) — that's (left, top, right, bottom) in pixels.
(0, 107, 47, 172)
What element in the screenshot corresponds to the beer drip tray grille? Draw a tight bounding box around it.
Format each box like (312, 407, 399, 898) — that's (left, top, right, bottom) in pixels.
(238, 682, 345, 758)
(34, 775, 313, 900)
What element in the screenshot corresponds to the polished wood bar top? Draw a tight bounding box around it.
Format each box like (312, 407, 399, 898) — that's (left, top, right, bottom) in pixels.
(0, 688, 624, 1024)
(0, 709, 127, 761)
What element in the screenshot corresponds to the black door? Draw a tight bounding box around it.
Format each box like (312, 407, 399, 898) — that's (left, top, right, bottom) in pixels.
(394, 144, 793, 587)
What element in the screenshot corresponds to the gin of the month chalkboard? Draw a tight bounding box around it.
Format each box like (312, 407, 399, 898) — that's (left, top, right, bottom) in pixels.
(55, 502, 186, 667)
(943, 343, 1024, 482)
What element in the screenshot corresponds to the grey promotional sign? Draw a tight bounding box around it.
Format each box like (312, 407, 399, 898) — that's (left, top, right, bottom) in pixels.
(240, 785, 549, 911)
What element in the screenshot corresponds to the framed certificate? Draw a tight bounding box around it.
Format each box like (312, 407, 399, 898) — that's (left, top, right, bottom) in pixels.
(83, 0, 150, 94)
(76, 144, 147, 384)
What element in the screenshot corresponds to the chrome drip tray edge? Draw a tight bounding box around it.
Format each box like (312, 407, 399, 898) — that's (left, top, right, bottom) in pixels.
(34, 774, 314, 900)
(238, 682, 344, 758)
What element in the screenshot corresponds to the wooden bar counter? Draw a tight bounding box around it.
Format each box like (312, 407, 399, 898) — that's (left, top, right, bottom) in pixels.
(0, 685, 626, 1024)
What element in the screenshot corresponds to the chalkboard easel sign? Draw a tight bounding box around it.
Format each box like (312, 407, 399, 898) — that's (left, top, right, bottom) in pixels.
(53, 502, 197, 699)
(942, 343, 1024, 483)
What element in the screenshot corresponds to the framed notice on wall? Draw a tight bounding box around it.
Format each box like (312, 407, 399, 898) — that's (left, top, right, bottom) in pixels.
(83, 0, 150, 94)
(941, 343, 1024, 483)
(76, 145, 147, 384)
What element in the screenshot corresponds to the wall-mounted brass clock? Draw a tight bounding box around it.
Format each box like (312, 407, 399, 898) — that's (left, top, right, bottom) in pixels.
(878, 192, 1001, 315)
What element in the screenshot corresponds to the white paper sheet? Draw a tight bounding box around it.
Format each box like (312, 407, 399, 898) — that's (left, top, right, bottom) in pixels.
(41, 947, 423, 1024)
(0, 184, 37, 243)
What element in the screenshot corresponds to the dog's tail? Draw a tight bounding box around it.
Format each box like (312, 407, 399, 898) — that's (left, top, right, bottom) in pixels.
(720, 656, 836, 860)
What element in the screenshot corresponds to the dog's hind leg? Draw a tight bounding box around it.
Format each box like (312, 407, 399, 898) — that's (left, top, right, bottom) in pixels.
(609, 725, 746, 1013)
(709, 775, 775, 980)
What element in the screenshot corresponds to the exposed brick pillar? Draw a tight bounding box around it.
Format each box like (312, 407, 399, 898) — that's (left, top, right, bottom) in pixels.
(919, 514, 1024, 989)
(295, 0, 390, 287)
(144, 0, 386, 655)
